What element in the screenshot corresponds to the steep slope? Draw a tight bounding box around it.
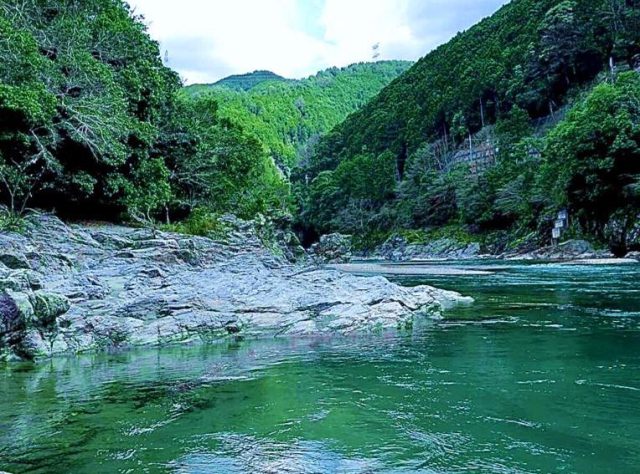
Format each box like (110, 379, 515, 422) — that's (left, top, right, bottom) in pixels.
(298, 0, 640, 251)
(307, 0, 627, 174)
(183, 61, 412, 169)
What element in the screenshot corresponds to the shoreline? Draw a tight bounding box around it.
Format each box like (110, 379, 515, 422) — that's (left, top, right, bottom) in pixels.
(328, 263, 495, 276)
(329, 257, 639, 277)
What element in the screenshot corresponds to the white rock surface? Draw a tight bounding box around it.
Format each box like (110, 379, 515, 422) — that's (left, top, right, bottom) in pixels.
(0, 214, 470, 360)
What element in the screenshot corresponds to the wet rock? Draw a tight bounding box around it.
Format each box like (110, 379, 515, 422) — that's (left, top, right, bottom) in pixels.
(4, 291, 35, 325)
(557, 240, 595, 255)
(91, 232, 133, 250)
(310, 234, 353, 263)
(505, 239, 600, 260)
(0, 214, 469, 361)
(0, 270, 43, 292)
(29, 292, 70, 326)
(0, 253, 31, 270)
(625, 251, 640, 261)
(0, 292, 21, 335)
(275, 230, 306, 263)
(0, 289, 70, 360)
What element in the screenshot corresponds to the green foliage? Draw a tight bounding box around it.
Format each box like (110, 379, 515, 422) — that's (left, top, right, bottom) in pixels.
(211, 70, 289, 91)
(164, 95, 290, 220)
(3, 0, 638, 252)
(0, 83, 56, 125)
(400, 225, 478, 245)
(164, 208, 230, 238)
(0, 207, 26, 233)
(351, 229, 393, 252)
(0, 0, 291, 228)
(183, 61, 412, 171)
(124, 158, 172, 225)
(301, 152, 397, 234)
(397, 160, 462, 228)
(297, 0, 640, 250)
(495, 106, 533, 144)
(541, 72, 640, 237)
(0, 0, 180, 217)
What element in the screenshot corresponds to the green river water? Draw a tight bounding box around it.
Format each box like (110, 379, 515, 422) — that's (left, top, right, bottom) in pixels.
(1, 261, 639, 473)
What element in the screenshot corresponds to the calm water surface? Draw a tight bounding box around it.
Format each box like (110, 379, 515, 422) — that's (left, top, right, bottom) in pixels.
(1, 261, 639, 473)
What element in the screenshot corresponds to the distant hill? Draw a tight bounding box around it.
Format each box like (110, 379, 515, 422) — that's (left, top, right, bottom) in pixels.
(182, 61, 412, 169)
(209, 70, 289, 92)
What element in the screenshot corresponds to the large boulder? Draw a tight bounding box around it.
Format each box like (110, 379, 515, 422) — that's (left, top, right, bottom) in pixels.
(274, 229, 306, 263)
(310, 234, 353, 264)
(373, 235, 481, 261)
(0, 292, 22, 338)
(625, 251, 640, 261)
(0, 214, 470, 361)
(29, 292, 70, 326)
(557, 239, 595, 256)
(375, 235, 408, 261)
(0, 289, 70, 361)
(604, 215, 640, 252)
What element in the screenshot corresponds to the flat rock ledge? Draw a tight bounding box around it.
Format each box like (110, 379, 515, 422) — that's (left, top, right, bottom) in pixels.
(0, 215, 470, 362)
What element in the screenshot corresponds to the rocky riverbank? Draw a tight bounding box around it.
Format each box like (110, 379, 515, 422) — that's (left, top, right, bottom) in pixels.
(354, 233, 640, 263)
(369, 235, 481, 261)
(0, 215, 470, 362)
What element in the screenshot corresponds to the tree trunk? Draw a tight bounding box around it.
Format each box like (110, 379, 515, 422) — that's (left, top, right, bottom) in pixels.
(9, 191, 15, 215)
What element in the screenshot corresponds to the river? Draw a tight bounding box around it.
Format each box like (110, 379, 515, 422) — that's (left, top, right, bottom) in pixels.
(1, 261, 639, 473)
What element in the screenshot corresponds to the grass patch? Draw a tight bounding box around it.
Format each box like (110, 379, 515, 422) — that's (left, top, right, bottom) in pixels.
(162, 208, 230, 239)
(352, 225, 479, 251)
(0, 210, 27, 233)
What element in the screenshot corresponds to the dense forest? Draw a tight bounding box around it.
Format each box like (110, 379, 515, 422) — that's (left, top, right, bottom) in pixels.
(184, 61, 411, 171)
(0, 0, 291, 228)
(1, 0, 639, 255)
(0, 0, 409, 233)
(297, 0, 640, 253)
(210, 70, 290, 92)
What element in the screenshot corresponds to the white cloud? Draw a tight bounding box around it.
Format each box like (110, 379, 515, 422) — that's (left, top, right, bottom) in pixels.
(319, 0, 421, 63)
(126, 0, 508, 85)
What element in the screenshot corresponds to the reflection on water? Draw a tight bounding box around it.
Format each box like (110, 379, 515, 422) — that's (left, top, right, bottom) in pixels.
(1, 261, 640, 473)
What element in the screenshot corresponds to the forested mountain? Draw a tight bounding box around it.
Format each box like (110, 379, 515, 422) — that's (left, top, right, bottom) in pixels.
(298, 0, 640, 253)
(210, 70, 289, 91)
(0, 0, 287, 225)
(183, 61, 412, 170)
(2, 0, 639, 255)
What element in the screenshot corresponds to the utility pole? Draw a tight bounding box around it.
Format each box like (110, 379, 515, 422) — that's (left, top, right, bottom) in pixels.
(372, 43, 380, 60)
(610, 56, 616, 83)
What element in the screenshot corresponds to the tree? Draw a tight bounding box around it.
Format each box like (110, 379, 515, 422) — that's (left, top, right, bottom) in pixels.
(495, 106, 532, 145)
(542, 72, 640, 238)
(124, 158, 172, 225)
(0, 14, 58, 214)
(0, 0, 180, 216)
(0, 139, 55, 215)
(538, 1, 581, 87)
(164, 95, 288, 219)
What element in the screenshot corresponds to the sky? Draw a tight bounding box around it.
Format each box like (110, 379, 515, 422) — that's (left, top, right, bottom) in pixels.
(127, 0, 510, 85)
